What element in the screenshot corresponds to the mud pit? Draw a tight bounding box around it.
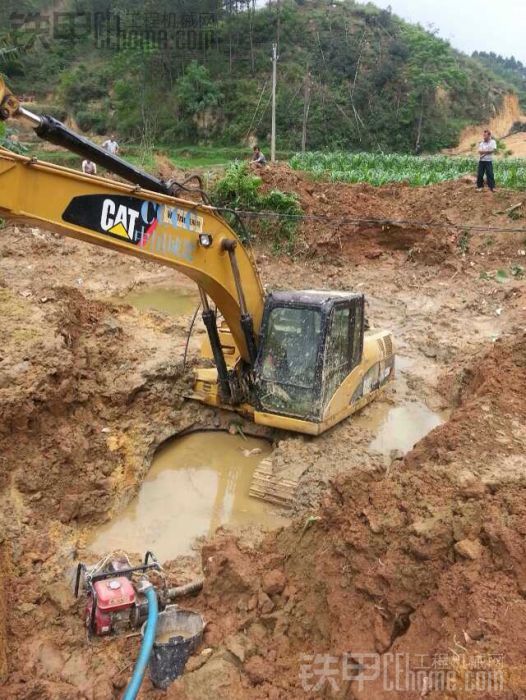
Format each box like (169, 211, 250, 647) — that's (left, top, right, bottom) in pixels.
(110, 287, 199, 319)
(87, 432, 285, 561)
(0, 171, 525, 698)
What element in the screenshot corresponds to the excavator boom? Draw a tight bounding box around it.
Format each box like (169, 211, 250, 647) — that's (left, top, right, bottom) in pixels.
(0, 149, 264, 362)
(0, 76, 265, 364)
(0, 77, 395, 436)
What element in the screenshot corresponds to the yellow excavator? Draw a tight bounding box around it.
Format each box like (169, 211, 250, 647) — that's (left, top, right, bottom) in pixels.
(0, 78, 394, 435)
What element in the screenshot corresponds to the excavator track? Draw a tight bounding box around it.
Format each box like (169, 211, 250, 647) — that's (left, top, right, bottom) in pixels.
(249, 458, 298, 508)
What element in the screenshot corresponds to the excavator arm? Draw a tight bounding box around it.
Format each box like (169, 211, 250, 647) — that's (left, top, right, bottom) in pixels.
(0, 78, 264, 402)
(0, 78, 395, 436)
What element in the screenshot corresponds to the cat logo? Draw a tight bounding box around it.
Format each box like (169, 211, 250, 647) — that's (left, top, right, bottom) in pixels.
(62, 194, 202, 253)
(100, 199, 140, 240)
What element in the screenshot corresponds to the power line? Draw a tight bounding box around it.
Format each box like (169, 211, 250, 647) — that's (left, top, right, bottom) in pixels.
(244, 78, 269, 140)
(230, 208, 526, 234)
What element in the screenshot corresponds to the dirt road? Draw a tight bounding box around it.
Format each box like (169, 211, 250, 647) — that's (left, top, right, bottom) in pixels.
(0, 169, 525, 698)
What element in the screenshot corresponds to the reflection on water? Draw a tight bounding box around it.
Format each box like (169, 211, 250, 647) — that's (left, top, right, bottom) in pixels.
(368, 403, 443, 456)
(116, 287, 199, 317)
(364, 355, 444, 457)
(88, 432, 286, 561)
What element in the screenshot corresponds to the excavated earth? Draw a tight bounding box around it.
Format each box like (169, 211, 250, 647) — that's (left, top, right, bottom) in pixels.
(0, 165, 525, 699)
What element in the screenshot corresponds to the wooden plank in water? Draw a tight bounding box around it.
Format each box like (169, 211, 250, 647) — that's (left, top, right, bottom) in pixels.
(249, 459, 298, 507)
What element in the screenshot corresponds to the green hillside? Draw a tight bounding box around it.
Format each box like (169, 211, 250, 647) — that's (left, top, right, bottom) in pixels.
(472, 52, 526, 112)
(0, 0, 521, 153)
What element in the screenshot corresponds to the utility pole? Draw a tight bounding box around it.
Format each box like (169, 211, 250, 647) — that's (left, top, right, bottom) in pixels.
(271, 42, 278, 162)
(301, 71, 311, 153)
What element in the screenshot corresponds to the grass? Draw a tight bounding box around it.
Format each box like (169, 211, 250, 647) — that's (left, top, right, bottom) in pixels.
(30, 148, 82, 169)
(27, 141, 526, 191)
(127, 145, 293, 170)
(167, 146, 250, 169)
(290, 151, 526, 189)
(28, 141, 292, 172)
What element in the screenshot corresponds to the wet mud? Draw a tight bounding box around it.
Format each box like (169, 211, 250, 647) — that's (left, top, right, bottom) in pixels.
(0, 171, 525, 698)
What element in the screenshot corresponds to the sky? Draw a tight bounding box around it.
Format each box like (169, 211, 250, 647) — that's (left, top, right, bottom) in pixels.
(358, 0, 526, 63)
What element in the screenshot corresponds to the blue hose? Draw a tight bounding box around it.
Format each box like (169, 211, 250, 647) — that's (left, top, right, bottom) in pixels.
(123, 585, 158, 700)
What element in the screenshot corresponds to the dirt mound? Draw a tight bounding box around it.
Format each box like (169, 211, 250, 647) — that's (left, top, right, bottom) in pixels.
(0, 285, 187, 525)
(0, 275, 206, 698)
(500, 132, 526, 158)
(258, 163, 526, 264)
(188, 332, 526, 699)
(447, 93, 526, 154)
(155, 153, 188, 183)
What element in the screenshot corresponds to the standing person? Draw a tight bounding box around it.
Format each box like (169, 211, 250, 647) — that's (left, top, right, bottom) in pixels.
(81, 159, 97, 175)
(252, 145, 267, 166)
(102, 134, 119, 156)
(477, 129, 497, 192)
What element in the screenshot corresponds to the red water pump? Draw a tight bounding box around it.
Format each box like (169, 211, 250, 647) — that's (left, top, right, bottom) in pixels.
(74, 551, 164, 637)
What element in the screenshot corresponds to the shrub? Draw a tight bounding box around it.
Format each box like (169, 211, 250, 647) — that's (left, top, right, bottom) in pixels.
(211, 161, 302, 252)
(75, 109, 109, 135)
(0, 126, 27, 154)
(58, 66, 109, 109)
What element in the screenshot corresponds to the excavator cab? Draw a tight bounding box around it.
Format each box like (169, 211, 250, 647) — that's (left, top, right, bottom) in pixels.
(255, 291, 364, 422)
(253, 291, 393, 433)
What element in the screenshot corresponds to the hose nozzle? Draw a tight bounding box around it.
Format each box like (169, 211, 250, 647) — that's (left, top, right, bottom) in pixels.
(135, 578, 153, 593)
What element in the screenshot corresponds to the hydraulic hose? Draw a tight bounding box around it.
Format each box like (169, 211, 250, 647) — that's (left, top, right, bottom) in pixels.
(122, 584, 158, 700)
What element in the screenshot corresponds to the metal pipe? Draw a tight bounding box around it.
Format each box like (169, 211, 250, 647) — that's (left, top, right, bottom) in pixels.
(31, 114, 172, 195)
(198, 286, 210, 312)
(0, 78, 210, 202)
(198, 287, 231, 401)
(221, 240, 247, 315)
(17, 106, 42, 128)
(166, 579, 204, 600)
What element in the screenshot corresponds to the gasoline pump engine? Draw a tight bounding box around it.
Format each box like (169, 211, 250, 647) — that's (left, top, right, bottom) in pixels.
(74, 552, 166, 636)
(74, 551, 204, 637)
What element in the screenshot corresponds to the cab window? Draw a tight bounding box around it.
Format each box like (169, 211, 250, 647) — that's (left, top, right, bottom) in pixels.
(260, 306, 321, 387)
(258, 306, 322, 420)
(323, 307, 350, 403)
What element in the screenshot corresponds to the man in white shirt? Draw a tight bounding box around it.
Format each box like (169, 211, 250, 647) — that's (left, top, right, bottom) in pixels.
(476, 129, 497, 192)
(81, 159, 97, 175)
(102, 135, 119, 156)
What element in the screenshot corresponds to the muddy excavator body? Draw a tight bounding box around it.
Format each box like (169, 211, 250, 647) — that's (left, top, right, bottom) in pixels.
(0, 77, 394, 435)
(193, 290, 394, 434)
(252, 291, 393, 434)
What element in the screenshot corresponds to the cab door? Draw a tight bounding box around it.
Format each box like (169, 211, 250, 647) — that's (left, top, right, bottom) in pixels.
(322, 297, 364, 409)
(255, 303, 325, 420)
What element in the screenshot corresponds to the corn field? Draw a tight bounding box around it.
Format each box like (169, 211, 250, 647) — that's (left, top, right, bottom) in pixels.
(290, 152, 526, 189)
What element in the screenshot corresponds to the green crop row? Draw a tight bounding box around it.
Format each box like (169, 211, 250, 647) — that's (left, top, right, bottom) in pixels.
(290, 152, 526, 189)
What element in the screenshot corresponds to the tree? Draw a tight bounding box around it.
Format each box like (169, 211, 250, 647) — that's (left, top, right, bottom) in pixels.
(175, 61, 223, 139)
(402, 27, 465, 150)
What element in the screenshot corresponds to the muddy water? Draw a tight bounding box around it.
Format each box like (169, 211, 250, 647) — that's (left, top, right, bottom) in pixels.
(365, 356, 444, 458)
(115, 287, 199, 317)
(368, 403, 443, 456)
(155, 629, 193, 644)
(88, 433, 286, 561)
